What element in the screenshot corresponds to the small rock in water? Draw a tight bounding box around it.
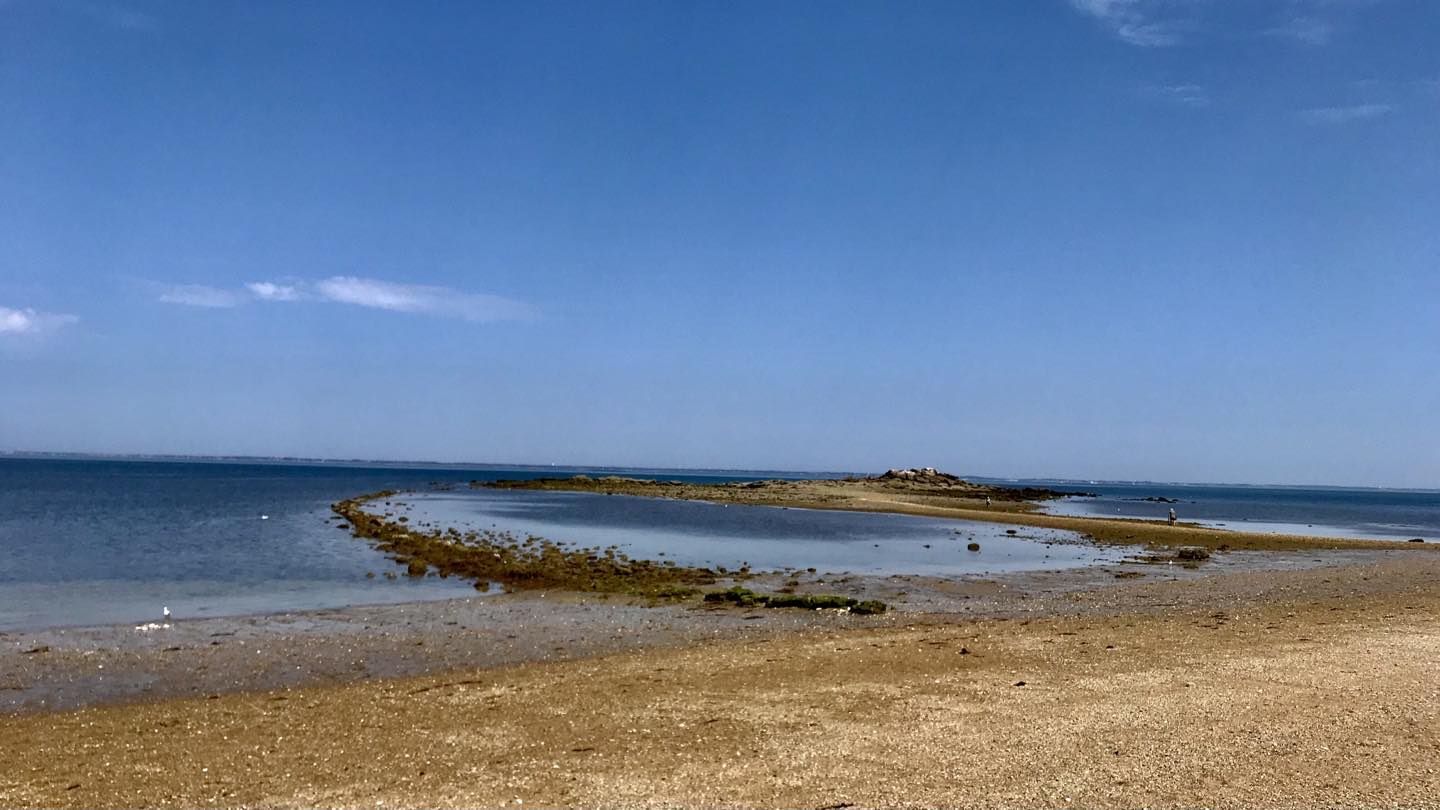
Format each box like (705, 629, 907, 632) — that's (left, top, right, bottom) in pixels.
(967, 542, 981, 552)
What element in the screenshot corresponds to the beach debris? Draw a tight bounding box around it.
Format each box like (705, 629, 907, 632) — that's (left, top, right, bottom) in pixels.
(1014, 680, 1027, 687)
(20, 645, 50, 655)
(1176, 548, 1211, 562)
(135, 622, 170, 632)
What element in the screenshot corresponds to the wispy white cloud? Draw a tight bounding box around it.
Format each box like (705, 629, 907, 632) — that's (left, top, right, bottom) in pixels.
(1070, 0, 1381, 48)
(157, 284, 248, 308)
(0, 306, 78, 337)
(1267, 14, 1333, 45)
(1300, 103, 1394, 124)
(75, 2, 159, 32)
(314, 276, 533, 322)
(156, 277, 533, 323)
(1147, 83, 1211, 107)
(1068, 0, 1189, 47)
(245, 281, 302, 302)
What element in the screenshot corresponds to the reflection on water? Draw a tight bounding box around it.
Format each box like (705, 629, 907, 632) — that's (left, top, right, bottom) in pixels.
(379, 490, 1125, 577)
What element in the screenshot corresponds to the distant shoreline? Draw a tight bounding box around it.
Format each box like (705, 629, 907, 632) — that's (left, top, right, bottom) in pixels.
(481, 473, 1439, 552)
(5, 453, 1435, 492)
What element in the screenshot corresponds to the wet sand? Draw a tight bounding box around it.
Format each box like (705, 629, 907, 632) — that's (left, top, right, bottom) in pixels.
(4, 550, 1439, 808)
(0, 544, 1384, 713)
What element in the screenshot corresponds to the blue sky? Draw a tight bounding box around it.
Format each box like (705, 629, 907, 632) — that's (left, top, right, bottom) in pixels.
(2, 0, 1437, 486)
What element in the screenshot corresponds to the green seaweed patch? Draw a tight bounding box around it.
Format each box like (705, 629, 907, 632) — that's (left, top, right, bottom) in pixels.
(703, 586, 766, 607)
(851, 600, 888, 615)
(702, 586, 886, 614)
(332, 490, 728, 597)
(764, 593, 855, 610)
(1130, 546, 1215, 568)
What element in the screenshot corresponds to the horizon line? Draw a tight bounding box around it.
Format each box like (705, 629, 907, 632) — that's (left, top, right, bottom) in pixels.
(3, 450, 1435, 494)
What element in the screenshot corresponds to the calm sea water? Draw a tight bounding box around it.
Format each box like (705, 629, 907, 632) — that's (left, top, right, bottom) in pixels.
(1028, 480, 1440, 540)
(0, 458, 789, 631)
(3, 458, 1435, 631)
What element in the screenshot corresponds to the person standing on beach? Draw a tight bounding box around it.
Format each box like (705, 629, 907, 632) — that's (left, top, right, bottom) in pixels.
(1168, 507, 1177, 525)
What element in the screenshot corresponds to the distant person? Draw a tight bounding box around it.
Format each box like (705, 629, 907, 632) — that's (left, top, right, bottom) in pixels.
(985, 496, 992, 507)
(1168, 508, 1177, 526)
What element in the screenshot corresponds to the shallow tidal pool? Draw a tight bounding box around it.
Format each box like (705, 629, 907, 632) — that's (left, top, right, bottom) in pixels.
(368, 489, 1129, 577)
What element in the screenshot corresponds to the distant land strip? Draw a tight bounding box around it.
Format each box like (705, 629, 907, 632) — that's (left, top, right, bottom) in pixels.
(481, 468, 1437, 552)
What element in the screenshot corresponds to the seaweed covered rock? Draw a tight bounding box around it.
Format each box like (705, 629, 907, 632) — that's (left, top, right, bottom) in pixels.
(701, 588, 887, 614)
(333, 491, 723, 597)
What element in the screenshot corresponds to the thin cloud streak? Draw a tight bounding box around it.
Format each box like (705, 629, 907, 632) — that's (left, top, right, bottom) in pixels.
(156, 277, 533, 323)
(156, 284, 248, 308)
(1267, 14, 1333, 45)
(1300, 103, 1394, 124)
(245, 281, 302, 301)
(76, 1, 160, 32)
(1070, 0, 1379, 48)
(1148, 83, 1211, 107)
(1068, 0, 1186, 47)
(314, 276, 533, 322)
(0, 306, 79, 337)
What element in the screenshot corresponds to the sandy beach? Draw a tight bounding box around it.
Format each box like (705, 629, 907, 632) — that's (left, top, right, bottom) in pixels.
(4, 541, 1439, 808)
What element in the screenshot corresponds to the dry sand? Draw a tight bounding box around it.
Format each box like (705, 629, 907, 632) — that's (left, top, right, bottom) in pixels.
(4, 554, 1439, 809)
